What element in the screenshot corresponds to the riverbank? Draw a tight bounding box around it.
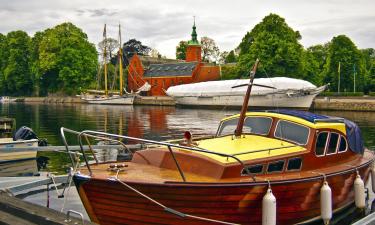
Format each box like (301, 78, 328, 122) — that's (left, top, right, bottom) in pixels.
(312, 96, 375, 112)
(17, 96, 375, 111)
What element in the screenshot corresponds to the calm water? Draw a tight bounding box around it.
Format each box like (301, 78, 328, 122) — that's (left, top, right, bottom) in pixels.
(1, 102, 374, 148)
(1, 102, 375, 223)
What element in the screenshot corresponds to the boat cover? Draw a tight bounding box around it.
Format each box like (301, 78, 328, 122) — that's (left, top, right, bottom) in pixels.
(166, 77, 317, 97)
(343, 119, 365, 155)
(268, 109, 364, 154)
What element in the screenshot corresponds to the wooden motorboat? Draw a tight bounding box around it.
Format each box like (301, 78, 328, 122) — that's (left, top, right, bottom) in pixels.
(66, 60, 375, 225)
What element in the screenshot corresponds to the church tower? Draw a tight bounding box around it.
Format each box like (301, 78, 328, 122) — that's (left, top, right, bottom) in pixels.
(186, 19, 202, 62)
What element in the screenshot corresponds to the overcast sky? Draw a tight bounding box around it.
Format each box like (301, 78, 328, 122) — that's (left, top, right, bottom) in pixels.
(0, 0, 374, 58)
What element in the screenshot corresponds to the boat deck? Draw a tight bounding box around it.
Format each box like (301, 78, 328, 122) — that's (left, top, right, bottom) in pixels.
(82, 150, 373, 184)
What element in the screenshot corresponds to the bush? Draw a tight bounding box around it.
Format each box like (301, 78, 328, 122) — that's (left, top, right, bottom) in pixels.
(319, 92, 364, 97)
(369, 92, 375, 96)
(220, 64, 240, 80)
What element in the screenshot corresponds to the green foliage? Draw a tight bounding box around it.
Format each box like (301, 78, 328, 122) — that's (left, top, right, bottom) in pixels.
(1, 31, 33, 95)
(360, 48, 375, 93)
(237, 14, 304, 78)
(0, 23, 98, 96)
(220, 64, 240, 80)
(35, 23, 98, 95)
(225, 50, 237, 63)
(302, 44, 329, 85)
(319, 92, 364, 97)
(176, 41, 187, 60)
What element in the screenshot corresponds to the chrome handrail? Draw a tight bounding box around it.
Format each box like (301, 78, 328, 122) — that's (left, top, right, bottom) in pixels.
(60, 127, 252, 181)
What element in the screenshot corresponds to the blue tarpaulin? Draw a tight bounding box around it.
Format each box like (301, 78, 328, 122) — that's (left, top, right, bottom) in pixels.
(265, 109, 365, 154)
(344, 119, 365, 154)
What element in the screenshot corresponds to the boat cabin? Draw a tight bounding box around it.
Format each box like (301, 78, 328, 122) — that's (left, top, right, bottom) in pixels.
(132, 110, 365, 181)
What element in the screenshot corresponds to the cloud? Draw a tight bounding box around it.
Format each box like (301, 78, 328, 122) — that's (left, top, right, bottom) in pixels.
(0, 0, 374, 58)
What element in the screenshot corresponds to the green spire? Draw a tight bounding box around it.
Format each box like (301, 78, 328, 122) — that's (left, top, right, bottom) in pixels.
(188, 17, 200, 45)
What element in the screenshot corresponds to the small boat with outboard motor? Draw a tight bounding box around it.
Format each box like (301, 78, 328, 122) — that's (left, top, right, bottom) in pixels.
(0, 118, 47, 164)
(63, 59, 375, 225)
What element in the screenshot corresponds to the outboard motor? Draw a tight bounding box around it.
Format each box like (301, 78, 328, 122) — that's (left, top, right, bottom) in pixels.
(13, 126, 48, 146)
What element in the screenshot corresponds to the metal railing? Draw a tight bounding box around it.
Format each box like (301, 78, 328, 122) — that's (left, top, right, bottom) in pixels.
(60, 127, 253, 182)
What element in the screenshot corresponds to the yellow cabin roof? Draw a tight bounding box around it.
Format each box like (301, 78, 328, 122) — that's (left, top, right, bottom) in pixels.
(196, 135, 305, 163)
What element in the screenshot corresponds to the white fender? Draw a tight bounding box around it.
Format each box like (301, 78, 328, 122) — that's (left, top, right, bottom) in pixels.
(320, 181, 332, 225)
(262, 187, 276, 225)
(354, 173, 366, 209)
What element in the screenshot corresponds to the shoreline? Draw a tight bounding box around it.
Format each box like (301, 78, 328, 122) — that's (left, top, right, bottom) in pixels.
(14, 96, 375, 112)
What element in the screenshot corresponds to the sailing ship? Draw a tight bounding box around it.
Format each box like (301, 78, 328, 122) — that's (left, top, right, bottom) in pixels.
(166, 77, 327, 109)
(81, 24, 134, 105)
(65, 59, 374, 225)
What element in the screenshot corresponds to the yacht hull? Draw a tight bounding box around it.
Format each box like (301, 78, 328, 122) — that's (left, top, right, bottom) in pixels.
(173, 92, 320, 109)
(82, 96, 135, 105)
(74, 161, 371, 225)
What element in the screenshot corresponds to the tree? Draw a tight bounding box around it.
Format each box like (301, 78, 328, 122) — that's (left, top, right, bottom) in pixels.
(150, 48, 161, 58)
(36, 22, 98, 95)
(2, 31, 33, 95)
(176, 41, 187, 60)
(220, 50, 237, 64)
(323, 35, 362, 92)
(0, 33, 7, 93)
(301, 44, 329, 84)
(122, 39, 151, 66)
(201, 36, 220, 63)
(360, 48, 375, 93)
(237, 14, 304, 78)
(98, 37, 119, 60)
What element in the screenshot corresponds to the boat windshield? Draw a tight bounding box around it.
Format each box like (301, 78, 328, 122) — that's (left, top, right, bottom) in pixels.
(216, 116, 272, 137)
(274, 120, 309, 145)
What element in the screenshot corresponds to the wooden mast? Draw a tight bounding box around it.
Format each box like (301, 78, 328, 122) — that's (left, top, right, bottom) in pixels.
(234, 59, 259, 137)
(118, 23, 123, 96)
(103, 24, 108, 96)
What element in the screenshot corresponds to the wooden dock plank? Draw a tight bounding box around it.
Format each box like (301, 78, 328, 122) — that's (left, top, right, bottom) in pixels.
(0, 191, 97, 225)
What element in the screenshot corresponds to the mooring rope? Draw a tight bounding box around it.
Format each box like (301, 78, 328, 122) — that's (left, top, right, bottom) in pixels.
(110, 172, 240, 225)
(60, 154, 81, 212)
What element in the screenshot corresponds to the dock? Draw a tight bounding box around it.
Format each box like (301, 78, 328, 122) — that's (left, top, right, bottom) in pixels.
(0, 175, 96, 225)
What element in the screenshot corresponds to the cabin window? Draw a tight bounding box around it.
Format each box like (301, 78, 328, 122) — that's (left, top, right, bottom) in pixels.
(274, 120, 309, 145)
(216, 118, 239, 136)
(267, 160, 285, 173)
(287, 157, 302, 171)
(243, 117, 272, 135)
(315, 132, 328, 156)
(326, 133, 339, 155)
(241, 164, 264, 175)
(217, 116, 272, 137)
(338, 136, 348, 152)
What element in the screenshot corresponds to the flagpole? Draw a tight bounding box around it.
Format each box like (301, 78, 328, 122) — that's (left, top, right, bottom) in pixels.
(338, 62, 341, 94)
(353, 64, 356, 93)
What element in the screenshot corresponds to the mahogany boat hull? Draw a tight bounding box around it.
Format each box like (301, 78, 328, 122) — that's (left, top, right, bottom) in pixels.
(73, 162, 372, 225)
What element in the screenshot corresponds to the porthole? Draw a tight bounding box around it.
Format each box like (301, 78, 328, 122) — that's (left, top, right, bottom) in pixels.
(241, 164, 264, 176)
(267, 160, 285, 173)
(287, 158, 302, 171)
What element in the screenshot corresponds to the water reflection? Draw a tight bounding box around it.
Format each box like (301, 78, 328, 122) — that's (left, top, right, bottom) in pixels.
(1, 103, 374, 150)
